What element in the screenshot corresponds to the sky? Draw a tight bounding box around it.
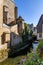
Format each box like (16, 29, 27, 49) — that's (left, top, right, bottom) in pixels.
(14, 0, 43, 26)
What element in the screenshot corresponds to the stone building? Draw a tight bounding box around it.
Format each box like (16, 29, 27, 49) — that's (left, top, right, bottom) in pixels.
(17, 16, 24, 35)
(0, 0, 24, 50)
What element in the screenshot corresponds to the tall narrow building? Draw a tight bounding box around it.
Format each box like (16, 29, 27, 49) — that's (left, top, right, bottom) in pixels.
(0, 0, 24, 50)
(0, 0, 18, 49)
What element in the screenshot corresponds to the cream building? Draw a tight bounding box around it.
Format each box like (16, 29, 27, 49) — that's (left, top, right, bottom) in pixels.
(0, 0, 24, 50)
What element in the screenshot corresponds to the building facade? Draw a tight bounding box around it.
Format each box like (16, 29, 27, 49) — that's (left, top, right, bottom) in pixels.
(33, 27, 37, 36)
(17, 16, 24, 35)
(0, 0, 24, 50)
(37, 14, 43, 40)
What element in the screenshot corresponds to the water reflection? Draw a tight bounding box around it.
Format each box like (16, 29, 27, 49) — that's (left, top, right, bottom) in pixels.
(33, 41, 38, 52)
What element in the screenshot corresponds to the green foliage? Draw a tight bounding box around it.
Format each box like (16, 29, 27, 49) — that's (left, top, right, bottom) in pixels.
(23, 40, 43, 65)
(22, 23, 34, 52)
(0, 55, 26, 65)
(22, 23, 28, 43)
(23, 53, 43, 65)
(22, 23, 36, 43)
(37, 40, 43, 58)
(29, 30, 33, 36)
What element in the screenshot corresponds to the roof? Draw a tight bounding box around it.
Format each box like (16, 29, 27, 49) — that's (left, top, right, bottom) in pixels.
(17, 16, 24, 21)
(37, 14, 43, 33)
(37, 14, 43, 26)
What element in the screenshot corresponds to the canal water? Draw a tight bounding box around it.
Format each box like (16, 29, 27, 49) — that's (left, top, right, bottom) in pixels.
(33, 41, 38, 52)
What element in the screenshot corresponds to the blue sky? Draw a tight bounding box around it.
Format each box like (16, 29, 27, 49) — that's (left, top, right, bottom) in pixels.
(14, 0, 43, 26)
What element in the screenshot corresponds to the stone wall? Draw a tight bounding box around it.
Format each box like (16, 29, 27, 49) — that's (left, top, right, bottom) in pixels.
(0, 48, 8, 62)
(11, 36, 22, 46)
(0, 0, 23, 50)
(3, 0, 17, 24)
(11, 24, 18, 35)
(0, 43, 7, 50)
(0, 0, 3, 28)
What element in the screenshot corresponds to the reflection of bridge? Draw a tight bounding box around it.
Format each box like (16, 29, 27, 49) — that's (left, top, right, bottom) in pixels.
(14, 43, 31, 54)
(16, 44, 29, 52)
(8, 42, 33, 57)
(9, 44, 30, 58)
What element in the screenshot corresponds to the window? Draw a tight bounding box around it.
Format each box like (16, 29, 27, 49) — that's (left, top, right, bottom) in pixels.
(1, 32, 6, 44)
(3, 6, 8, 24)
(3, 12, 8, 24)
(1, 33, 10, 44)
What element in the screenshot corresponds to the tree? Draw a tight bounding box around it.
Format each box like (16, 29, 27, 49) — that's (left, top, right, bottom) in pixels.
(22, 23, 28, 43)
(29, 30, 33, 36)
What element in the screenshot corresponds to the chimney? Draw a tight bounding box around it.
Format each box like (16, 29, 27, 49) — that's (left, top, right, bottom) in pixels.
(14, 6, 18, 24)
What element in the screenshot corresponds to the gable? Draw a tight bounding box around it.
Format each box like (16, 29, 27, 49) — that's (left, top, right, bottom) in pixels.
(37, 14, 43, 27)
(37, 14, 43, 33)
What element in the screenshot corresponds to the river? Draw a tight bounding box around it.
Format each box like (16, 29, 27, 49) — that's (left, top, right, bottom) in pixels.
(33, 41, 38, 52)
